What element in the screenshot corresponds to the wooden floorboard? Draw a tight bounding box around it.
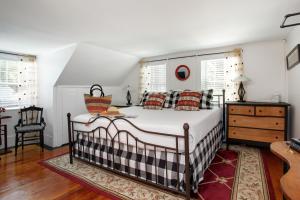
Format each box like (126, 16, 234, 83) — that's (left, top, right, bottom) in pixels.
(0, 145, 283, 200)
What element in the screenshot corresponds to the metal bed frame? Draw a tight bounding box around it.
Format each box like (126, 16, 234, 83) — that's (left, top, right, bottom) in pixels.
(67, 89, 225, 200)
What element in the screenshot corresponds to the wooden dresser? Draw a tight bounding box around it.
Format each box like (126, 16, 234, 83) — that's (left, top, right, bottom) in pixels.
(226, 101, 290, 146)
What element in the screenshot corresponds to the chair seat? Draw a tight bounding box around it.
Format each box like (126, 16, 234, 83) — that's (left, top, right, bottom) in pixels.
(15, 124, 45, 133)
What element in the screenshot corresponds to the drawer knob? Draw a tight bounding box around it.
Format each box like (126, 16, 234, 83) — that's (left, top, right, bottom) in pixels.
(275, 136, 278, 139)
(259, 110, 262, 112)
(275, 122, 279, 125)
(233, 132, 236, 134)
(249, 110, 251, 112)
(233, 120, 236, 122)
(279, 111, 282, 113)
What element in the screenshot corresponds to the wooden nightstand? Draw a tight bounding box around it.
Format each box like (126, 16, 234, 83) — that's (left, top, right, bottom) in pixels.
(111, 104, 132, 108)
(225, 101, 290, 146)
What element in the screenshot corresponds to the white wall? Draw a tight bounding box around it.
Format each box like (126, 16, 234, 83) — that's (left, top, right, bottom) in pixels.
(242, 40, 287, 101)
(286, 27, 300, 138)
(34, 42, 141, 148)
(127, 40, 287, 103)
(56, 43, 139, 86)
(37, 44, 76, 146)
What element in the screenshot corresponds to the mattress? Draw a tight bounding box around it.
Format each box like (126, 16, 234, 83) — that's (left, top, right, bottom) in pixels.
(72, 106, 222, 152)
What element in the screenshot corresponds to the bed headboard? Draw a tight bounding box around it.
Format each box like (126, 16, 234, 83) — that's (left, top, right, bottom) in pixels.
(212, 89, 225, 137)
(212, 89, 225, 108)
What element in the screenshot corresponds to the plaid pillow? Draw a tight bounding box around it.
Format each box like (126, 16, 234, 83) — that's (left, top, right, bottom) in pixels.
(164, 91, 181, 108)
(139, 91, 150, 106)
(84, 94, 112, 114)
(175, 91, 202, 111)
(144, 93, 166, 110)
(200, 89, 213, 109)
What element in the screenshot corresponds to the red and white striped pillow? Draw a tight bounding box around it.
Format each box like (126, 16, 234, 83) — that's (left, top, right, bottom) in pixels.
(143, 93, 166, 110)
(175, 91, 202, 111)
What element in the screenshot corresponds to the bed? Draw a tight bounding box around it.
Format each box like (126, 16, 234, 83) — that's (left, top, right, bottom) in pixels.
(67, 90, 225, 200)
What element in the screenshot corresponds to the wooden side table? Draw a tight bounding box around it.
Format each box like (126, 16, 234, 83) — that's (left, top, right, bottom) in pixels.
(111, 104, 133, 108)
(271, 141, 300, 200)
(0, 115, 12, 155)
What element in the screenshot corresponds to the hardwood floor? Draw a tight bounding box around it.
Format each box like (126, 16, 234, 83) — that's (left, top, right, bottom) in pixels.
(0, 145, 283, 200)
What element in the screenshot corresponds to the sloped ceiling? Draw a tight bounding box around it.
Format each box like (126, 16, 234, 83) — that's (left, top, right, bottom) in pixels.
(55, 43, 139, 86)
(0, 0, 300, 56)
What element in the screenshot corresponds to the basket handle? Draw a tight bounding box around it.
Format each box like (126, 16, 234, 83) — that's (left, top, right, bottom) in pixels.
(89, 84, 104, 97)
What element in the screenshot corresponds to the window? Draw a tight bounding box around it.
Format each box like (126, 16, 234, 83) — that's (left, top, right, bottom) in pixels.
(0, 53, 37, 108)
(201, 58, 226, 95)
(140, 63, 167, 94)
(200, 51, 244, 101)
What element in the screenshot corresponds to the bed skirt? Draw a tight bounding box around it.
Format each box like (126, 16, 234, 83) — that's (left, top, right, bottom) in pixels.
(74, 121, 223, 193)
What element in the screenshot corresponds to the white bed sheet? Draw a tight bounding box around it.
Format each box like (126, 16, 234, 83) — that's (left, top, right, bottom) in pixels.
(72, 106, 222, 152)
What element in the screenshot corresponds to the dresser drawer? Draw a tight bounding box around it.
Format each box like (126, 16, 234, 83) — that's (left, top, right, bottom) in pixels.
(228, 115, 285, 130)
(256, 106, 285, 117)
(228, 127, 284, 143)
(228, 105, 254, 115)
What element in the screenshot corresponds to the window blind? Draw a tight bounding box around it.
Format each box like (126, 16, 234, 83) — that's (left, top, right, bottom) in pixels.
(140, 63, 167, 95)
(201, 58, 226, 95)
(0, 53, 37, 108)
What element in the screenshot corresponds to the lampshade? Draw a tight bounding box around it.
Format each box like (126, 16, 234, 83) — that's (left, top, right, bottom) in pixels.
(233, 74, 250, 83)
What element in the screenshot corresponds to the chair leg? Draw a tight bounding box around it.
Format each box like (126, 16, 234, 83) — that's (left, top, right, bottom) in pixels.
(21, 133, 24, 150)
(15, 132, 18, 156)
(40, 130, 44, 152)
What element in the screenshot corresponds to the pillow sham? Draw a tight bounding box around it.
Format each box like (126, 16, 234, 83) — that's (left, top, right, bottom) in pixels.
(144, 93, 166, 110)
(139, 91, 150, 106)
(175, 91, 202, 111)
(164, 90, 181, 108)
(200, 89, 213, 109)
(84, 94, 112, 114)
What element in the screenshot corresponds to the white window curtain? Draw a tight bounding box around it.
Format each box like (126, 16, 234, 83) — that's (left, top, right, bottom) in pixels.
(0, 53, 37, 108)
(139, 61, 167, 97)
(224, 49, 244, 101)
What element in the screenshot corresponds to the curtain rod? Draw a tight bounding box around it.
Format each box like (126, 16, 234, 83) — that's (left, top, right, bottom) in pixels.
(0, 50, 36, 58)
(142, 50, 238, 63)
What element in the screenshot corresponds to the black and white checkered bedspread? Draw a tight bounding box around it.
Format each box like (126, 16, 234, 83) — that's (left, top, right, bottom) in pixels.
(74, 121, 223, 193)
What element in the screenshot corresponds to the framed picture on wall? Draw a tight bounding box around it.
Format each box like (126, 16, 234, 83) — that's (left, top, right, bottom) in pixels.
(287, 44, 300, 70)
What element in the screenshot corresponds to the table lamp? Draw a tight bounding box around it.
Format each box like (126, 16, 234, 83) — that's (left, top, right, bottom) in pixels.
(126, 85, 132, 105)
(233, 74, 250, 102)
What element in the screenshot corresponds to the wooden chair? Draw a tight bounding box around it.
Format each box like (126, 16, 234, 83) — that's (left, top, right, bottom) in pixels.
(14, 106, 46, 156)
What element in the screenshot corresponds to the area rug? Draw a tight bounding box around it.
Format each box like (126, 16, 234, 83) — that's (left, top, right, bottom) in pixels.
(197, 145, 275, 200)
(40, 146, 275, 200)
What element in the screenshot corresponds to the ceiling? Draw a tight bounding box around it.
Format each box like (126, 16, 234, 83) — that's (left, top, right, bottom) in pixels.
(0, 0, 299, 57)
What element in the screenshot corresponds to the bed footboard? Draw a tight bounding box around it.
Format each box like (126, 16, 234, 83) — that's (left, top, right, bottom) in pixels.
(67, 113, 192, 199)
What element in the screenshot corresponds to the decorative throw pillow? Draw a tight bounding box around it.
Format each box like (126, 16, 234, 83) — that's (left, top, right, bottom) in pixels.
(200, 89, 213, 109)
(164, 91, 181, 108)
(84, 94, 112, 114)
(139, 91, 150, 106)
(144, 93, 166, 110)
(175, 91, 202, 111)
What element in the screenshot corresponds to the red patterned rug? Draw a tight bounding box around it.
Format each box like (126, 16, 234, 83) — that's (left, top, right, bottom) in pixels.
(41, 146, 275, 200)
(197, 148, 238, 200)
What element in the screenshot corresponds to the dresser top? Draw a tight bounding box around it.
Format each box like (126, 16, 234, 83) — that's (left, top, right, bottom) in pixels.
(225, 101, 290, 106)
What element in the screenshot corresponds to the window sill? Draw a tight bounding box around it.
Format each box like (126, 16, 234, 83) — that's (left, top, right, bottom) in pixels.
(3, 107, 21, 111)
